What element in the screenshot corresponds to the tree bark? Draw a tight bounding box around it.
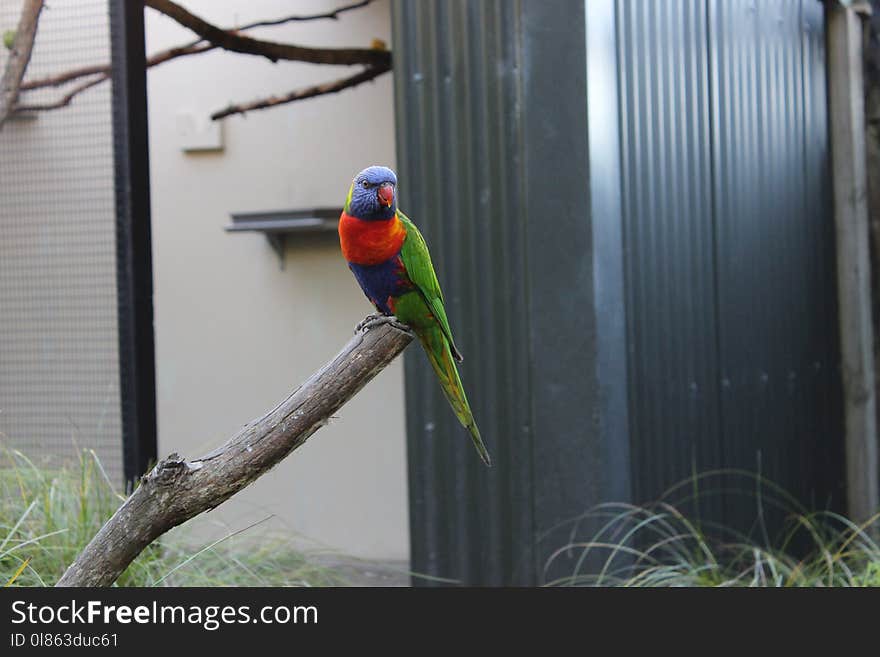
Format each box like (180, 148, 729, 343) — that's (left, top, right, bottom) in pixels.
(14, 0, 389, 118)
(145, 0, 390, 67)
(0, 0, 44, 129)
(210, 63, 390, 120)
(56, 320, 413, 587)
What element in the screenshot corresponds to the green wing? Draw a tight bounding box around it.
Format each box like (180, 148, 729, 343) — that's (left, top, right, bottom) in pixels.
(398, 210, 463, 362)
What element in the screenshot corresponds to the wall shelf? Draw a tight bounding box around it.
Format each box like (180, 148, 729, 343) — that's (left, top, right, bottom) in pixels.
(225, 207, 342, 269)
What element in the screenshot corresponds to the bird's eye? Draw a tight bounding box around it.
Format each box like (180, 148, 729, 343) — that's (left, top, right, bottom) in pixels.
(361, 180, 371, 189)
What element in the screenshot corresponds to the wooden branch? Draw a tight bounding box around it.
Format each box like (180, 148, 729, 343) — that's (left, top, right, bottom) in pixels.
(14, 0, 385, 114)
(234, 0, 373, 29)
(56, 320, 413, 587)
(0, 0, 44, 129)
(14, 46, 389, 118)
(210, 63, 391, 120)
(145, 0, 390, 67)
(21, 63, 108, 90)
(16, 42, 213, 111)
(20, 0, 375, 92)
(20, 43, 213, 92)
(15, 74, 106, 112)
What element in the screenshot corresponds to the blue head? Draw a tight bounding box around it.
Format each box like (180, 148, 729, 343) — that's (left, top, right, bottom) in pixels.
(345, 165, 398, 221)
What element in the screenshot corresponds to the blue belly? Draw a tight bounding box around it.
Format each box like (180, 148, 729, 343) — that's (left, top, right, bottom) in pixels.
(348, 255, 414, 314)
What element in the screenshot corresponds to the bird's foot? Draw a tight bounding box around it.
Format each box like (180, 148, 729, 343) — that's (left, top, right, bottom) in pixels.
(355, 313, 385, 333)
(357, 314, 414, 336)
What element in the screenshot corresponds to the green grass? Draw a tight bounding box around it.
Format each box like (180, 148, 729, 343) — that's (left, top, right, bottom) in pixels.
(6, 446, 877, 587)
(544, 470, 880, 587)
(0, 447, 353, 587)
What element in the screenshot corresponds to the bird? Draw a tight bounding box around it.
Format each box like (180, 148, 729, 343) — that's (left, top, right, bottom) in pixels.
(338, 165, 491, 467)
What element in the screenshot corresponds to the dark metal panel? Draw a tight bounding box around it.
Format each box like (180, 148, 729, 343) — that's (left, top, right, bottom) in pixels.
(110, 1, 158, 487)
(709, 0, 845, 526)
(617, 0, 724, 515)
(586, 0, 633, 523)
(520, 0, 599, 583)
(393, 0, 535, 586)
(396, 0, 844, 584)
(394, 0, 628, 585)
(522, 0, 637, 583)
(802, 0, 846, 508)
(711, 0, 804, 518)
(618, 0, 843, 532)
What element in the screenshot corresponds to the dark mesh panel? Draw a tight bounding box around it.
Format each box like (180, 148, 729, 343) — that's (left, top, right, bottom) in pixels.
(0, 1, 122, 483)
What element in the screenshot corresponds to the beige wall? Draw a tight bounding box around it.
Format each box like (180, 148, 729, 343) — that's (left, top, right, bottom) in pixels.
(146, 0, 408, 560)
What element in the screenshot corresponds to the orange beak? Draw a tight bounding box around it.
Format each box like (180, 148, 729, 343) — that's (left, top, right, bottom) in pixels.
(377, 183, 394, 207)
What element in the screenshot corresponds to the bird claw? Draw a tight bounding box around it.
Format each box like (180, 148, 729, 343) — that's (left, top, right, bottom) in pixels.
(357, 314, 414, 336)
(355, 313, 384, 332)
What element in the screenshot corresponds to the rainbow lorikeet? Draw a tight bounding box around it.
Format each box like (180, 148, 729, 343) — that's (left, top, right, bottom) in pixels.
(339, 165, 491, 466)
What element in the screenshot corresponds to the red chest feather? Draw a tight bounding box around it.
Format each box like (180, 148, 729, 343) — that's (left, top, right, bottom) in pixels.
(338, 212, 407, 265)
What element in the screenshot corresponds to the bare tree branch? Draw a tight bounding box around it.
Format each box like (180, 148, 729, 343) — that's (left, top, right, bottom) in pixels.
(211, 63, 390, 120)
(18, 46, 389, 118)
(20, 0, 376, 92)
(0, 0, 44, 129)
(20, 43, 213, 92)
(56, 320, 413, 587)
(16, 41, 214, 111)
(15, 0, 386, 115)
(15, 40, 212, 109)
(20, 63, 108, 91)
(234, 0, 373, 30)
(14, 74, 106, 112)
(145, 0, 390, 67)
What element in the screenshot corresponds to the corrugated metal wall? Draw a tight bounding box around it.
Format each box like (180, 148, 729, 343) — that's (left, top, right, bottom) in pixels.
(394, 0, 844, 584)
(394, 0, 615, 586)
(393, 0, 537, 585)
(711, 0, 844, 521)
(617, 0, 724, 521)
(618, 0, 844, 528)
(0, 1, 123, 483)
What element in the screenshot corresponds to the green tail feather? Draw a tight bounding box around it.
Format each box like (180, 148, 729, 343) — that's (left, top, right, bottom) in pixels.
(417, 328, 492, 467)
